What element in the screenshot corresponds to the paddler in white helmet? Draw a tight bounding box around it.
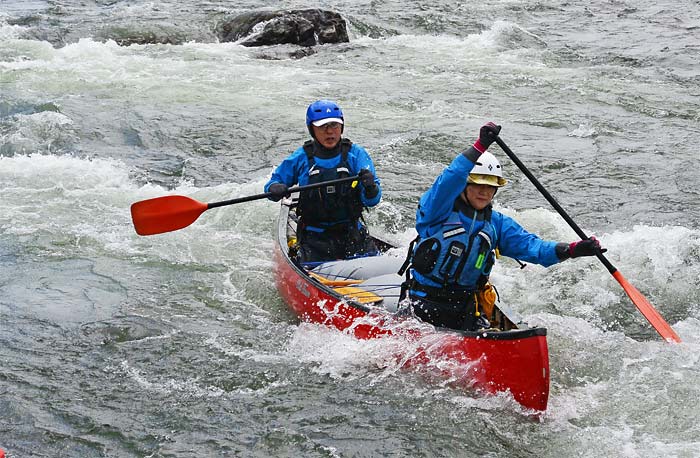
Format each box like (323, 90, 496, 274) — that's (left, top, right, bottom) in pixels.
(400, 122, 605, 331)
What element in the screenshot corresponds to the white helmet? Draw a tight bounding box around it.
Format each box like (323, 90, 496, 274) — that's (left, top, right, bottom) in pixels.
(467, 152, 507, 187)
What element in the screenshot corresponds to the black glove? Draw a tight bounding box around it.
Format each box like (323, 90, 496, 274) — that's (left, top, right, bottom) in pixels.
(358, 169, 379, 198)
(474, 122, 502, 152)
(569, 236, 607, 258)
(268, 182, 290, 202)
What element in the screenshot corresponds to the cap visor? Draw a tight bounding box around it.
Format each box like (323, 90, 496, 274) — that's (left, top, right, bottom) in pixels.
(311, 117, 344, 127)
(468, 174, 506, 187)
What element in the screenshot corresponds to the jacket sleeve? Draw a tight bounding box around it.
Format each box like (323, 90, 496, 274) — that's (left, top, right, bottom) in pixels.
(264, 147, 307, 194)
(494, 212, 562, 267)
(350, 144, 382, 207)
(415, 150, 479, 237)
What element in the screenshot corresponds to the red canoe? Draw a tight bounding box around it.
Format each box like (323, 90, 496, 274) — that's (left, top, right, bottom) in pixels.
(273, 200, 550, 412)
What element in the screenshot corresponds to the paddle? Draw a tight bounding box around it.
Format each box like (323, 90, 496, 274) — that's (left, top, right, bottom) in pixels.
(131, 175, 360, 236)
(493, 136, 681, 343)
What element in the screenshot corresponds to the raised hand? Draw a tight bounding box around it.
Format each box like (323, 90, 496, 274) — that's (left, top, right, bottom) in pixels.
(474, 122, 502, 153)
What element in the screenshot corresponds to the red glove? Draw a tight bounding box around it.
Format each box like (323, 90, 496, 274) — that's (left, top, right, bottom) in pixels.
(569, 236, 606, 258)
(473, 122, 502, 153)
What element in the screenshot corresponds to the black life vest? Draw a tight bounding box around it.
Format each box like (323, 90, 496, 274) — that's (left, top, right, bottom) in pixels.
(297, 139, 365, 226)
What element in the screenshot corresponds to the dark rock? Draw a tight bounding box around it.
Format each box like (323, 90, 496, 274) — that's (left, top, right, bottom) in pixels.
(218, 9, 349, 47)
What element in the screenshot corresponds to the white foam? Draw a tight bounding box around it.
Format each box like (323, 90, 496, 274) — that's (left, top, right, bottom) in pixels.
(0, 14, 28, 40)
(1, 111, 78, 155)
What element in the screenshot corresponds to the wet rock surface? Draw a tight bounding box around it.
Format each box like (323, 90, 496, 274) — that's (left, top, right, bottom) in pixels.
(217, 9, 349, 47)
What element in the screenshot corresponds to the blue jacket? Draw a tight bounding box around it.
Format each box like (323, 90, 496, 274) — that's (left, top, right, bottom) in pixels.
(413, 151, 561, 289)
(264, 141, 382, 208)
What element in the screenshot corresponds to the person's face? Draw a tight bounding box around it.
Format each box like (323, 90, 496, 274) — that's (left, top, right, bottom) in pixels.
(465, 183, 497, 210)
(312, 122, 342, 148)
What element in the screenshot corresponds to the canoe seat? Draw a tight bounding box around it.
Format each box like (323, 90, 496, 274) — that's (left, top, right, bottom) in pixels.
(358, 273, 404, 312)
(332, 285, 383, 305)
(309, 272, 361, 286)
(310, 255, 405, 311)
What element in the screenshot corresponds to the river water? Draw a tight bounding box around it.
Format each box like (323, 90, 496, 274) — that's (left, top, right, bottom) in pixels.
(1, 1, 699, 457)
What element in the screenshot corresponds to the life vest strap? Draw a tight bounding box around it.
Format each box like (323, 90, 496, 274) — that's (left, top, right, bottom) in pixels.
(408, 279, 476, 305)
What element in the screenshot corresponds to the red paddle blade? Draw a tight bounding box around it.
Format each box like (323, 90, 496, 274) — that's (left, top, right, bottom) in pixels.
(612, 271, 681, 343)
(130, 195, 208, 236)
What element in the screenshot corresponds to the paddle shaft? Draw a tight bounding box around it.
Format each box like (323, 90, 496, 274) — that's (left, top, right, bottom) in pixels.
(207, 175, 360, 209)
(494, 137, 616, 273)
(494, 135, 680, 342)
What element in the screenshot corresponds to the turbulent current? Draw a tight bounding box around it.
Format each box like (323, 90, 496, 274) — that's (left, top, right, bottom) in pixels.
(1, 1, 699, 457)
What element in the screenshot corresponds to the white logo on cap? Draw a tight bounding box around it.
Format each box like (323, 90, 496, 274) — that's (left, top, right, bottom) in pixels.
(326, 108, 331, 112)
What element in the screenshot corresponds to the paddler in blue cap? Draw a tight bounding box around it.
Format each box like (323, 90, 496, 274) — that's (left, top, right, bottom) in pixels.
(265, 100, 382, 264)
(400, 122, 605, 331)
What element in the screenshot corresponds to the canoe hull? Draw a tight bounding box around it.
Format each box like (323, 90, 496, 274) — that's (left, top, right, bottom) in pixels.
(273, 203, 550, 412)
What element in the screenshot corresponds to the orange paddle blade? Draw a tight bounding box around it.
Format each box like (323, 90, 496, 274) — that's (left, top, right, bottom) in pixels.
(131, 195, 208, 236)
(612, 271, 681, 343)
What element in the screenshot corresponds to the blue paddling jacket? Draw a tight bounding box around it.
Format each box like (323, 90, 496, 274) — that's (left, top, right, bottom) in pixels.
(412, 150, 562, 291)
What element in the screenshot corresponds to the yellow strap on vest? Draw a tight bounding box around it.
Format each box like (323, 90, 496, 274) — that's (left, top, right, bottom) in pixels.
(475, 282, 499, 327)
